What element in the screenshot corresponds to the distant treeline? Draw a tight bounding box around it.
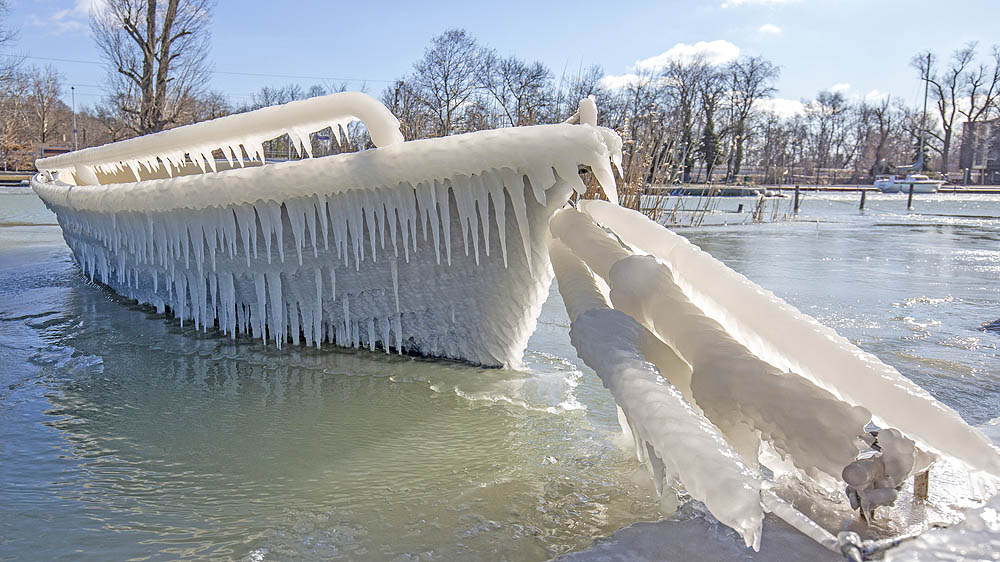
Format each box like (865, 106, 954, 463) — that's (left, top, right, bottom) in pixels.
(1, 0, 997, 192)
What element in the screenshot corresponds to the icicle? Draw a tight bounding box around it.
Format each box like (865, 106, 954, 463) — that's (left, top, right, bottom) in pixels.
(254, 273, 267, 342)
(382, 317, 391, 354)
(434, 180, 452, 266)
(269, 202, 284, 264)
(234, 204, 257, 265)
(452, 176, 473, 258)
(266, 272, 283, 348)
(390, 258, 400, 313)
(387, 188, 400, 258)
(314, 268, 323, 349)
(289, 301, 301, 346)
(330, 266, 336, 300)
(317, 194, 330, 251)
(343, 294, 351, 342)
(472, 174, 491, 258)
(394, 314, 403, 355)
(366, 191, 379, 263)
(286, 199, 307, 266)
(483, 170, 508, 267)
(375, 192, 387, 250)
(306, 196, 318, 258)
(501, 168, 531, 269)
(526, 166, 555, 205)
(415, 182, 439, 264)
(367, 317, 376, 352)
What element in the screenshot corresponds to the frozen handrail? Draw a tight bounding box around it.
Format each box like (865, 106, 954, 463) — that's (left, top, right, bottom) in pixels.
(35, 91, 404, 185)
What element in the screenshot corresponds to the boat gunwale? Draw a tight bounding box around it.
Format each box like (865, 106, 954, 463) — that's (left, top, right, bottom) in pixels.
(32, 123, 617, 214)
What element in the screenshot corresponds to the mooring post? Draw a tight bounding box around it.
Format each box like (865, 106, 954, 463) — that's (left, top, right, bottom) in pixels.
(859, 190, 867, 210)
(907, 184, 915, 211)
(737, 203, 744, 213)
(914, 470, 929, 500)
(793, 185, 801, 214)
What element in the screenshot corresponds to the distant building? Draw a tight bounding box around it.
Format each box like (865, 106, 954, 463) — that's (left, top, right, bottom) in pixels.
(959, 119, 1000, 185)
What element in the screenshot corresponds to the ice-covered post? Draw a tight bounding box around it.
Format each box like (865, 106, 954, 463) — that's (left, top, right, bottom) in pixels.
(793, 185, 801, 213)
(859, 190, 866, 211)
(914, 470, 929, 500)
(907, 184, 915, 210)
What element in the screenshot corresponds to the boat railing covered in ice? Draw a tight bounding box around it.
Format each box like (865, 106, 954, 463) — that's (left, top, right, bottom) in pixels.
(32, 92, 621, 367)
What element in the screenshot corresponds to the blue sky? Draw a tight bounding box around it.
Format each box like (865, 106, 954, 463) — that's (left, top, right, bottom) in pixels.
(5, 0, 999, 116)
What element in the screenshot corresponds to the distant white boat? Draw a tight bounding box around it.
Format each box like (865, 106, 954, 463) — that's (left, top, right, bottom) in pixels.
(874, 174, 944, 194)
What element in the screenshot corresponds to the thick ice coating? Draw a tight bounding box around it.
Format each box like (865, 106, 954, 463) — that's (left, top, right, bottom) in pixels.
(34, 123, 619, 214)
(551, 208, 870, 478)
(32, 97, 624, 366)
(578, 199, 1000, 476)
(34, 92, 405, 185)
(549, 239, 764, 549)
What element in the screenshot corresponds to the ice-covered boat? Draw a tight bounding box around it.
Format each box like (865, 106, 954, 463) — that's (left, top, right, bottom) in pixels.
(874, 174, 943, 194)
(31, 92, 621, 367)
(31, 91, 1000, 558)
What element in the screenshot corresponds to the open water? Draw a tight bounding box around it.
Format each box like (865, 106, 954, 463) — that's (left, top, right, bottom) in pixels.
(1, 187, 997, 561)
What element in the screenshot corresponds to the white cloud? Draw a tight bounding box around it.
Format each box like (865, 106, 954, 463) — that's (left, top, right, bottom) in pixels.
(635, 40, 741, 70)
(756, 98, 805, 118)
(28, 0, 103, 34)
(758, 24, 782, 35)
(865, 89, 888, 103)
(723, 0, 800, 7)
(75, 0, 106, 12)
(601, 40, 741, 91)
(599, 73, 645, 90)
(828, 82, 851, 93)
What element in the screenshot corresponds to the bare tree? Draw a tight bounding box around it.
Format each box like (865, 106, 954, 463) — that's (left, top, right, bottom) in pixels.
(913, 45, 977, 173)
(0, 0, 20, 85)
(381, 79, 430, 141)
(478, 52, 552, 127)
(27, 65, 64, 146)
(724, 56, 779, 181)
(869, 96, 896, 176)
(0, 72, 30, 169)
(955, 45, 1000, 171)
(663, 57, 711, 182)
(92, 0, 215, 135)
(698, 68, 727, 182)
(412, 29, 481, 136)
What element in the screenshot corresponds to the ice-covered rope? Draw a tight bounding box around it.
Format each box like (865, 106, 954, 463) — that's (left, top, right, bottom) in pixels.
(577, 199, 1000, 476)
(549, 207, 935, 557)
(34, 92, 405, 185)
(549, 235, 765, 549)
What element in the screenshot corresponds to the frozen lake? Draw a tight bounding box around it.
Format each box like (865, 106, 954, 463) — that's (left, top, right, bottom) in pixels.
(1, 187, 997, 560)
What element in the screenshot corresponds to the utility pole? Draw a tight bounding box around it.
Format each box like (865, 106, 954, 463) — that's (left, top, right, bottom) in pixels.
(917, 53, 930, 173)
(71, 86, 78, 151)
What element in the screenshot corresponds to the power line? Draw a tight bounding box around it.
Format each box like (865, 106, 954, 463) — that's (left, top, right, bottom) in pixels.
(0, 52, 394, 83)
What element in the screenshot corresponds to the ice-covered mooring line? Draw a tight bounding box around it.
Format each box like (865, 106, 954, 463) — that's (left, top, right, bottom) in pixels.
(549, 204, 1000, 555)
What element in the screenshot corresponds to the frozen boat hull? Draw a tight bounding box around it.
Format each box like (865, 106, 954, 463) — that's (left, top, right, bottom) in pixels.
(36, 173, 574, 367)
